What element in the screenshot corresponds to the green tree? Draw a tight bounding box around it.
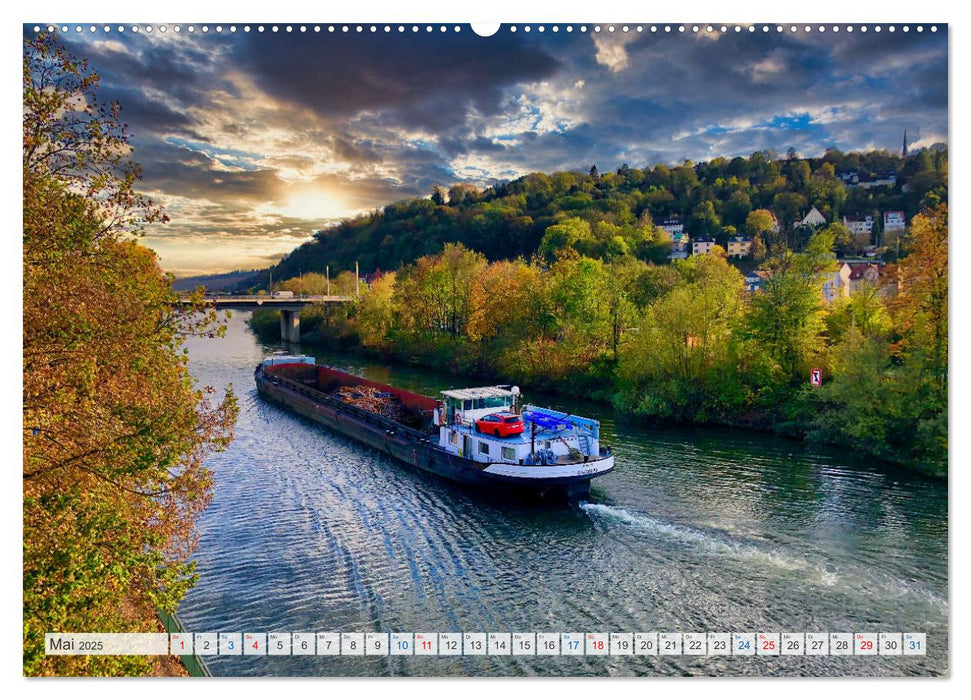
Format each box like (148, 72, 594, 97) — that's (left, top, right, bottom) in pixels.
(772, 191, 808, 232)
(538, 217, 592, 260)
(744, 228, 837, 382)
(618, 252, 745, 420)
(686, 200, 720, 237)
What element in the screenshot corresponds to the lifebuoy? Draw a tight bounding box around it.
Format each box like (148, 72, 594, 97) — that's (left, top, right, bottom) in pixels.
(455, 412, 463, 424)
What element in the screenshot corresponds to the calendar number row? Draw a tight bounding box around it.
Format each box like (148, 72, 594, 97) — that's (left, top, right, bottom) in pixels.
(166, 632, 924, 657)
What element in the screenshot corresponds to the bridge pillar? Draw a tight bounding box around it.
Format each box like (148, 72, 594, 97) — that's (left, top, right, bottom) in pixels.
(279, 309, 301, 343)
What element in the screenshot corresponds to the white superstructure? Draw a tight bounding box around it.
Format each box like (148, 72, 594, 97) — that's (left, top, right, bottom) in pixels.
(434, 386, 607, 469)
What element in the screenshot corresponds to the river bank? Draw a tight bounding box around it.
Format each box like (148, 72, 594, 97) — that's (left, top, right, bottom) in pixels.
(248, 309, 946, 480)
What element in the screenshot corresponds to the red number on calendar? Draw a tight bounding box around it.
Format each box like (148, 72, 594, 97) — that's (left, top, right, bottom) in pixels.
(422, 641, 431, 650)
(594, 640, 604, 650)
(252, 640, 258, 649)
(861, 640, 873, 650)
(762, 640, 775, 650)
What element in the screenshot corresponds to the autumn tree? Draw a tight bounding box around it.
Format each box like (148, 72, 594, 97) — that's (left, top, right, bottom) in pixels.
(466, 259, 539, 343)
(23, 35, 237, 675)
(745, 209, 777, 239)
(894, 203, 948, 396)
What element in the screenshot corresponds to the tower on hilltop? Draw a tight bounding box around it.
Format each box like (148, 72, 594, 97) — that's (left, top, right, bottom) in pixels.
(902, 130, 909, 157)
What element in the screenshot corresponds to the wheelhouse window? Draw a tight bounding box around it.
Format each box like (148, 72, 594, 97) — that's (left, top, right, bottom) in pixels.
(478, 441, 490, 455)
(501, 447, 515, 461)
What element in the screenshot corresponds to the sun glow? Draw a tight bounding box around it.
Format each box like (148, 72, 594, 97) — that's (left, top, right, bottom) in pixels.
(263, 189, 353, 222)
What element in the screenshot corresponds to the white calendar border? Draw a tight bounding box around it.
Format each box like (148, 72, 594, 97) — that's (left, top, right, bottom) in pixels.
(5, 1, 961, 699)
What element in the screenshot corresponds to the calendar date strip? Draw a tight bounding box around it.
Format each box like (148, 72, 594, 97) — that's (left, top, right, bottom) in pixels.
(45, 632, 926, 657)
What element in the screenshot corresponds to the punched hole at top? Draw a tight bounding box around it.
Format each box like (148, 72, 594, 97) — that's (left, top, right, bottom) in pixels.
(471, 23, 501, 37)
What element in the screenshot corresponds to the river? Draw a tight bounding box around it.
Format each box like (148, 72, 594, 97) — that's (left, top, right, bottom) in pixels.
(177, 312, 948, 676)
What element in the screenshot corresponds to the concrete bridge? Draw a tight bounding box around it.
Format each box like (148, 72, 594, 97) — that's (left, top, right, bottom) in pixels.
(177, 295, 352, 342)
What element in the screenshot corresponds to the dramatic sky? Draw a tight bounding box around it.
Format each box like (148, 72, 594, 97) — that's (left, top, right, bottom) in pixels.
(38, 24, 948, 275)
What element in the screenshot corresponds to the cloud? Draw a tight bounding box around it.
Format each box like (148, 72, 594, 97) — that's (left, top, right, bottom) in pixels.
(232, 31, 561, 132)
(592, 31, 640, 72)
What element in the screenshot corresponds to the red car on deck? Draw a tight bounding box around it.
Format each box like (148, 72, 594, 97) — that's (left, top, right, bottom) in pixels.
(475, 412, 525, 438)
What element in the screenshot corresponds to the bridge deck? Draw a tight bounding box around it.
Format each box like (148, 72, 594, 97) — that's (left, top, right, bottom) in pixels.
(175, 295, 352, 308)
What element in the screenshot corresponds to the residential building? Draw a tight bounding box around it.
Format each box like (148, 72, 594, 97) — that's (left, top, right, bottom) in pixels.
(726, 235, 752, 258)
(692, 237, 717, 256)
(824, 261, 891, 301)
(846, 261, 884, 292)
(838, 170, 897, 189)
(668, 230, 690, 260)
(659, 216, 684, 236)
(843, 214, 874, 235)
(799, 206, 827, 228)
(884, 211, 906, 232)
(857, 171, 897, 189)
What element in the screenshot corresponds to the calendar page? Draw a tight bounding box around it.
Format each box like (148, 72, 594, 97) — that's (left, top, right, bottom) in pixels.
(22, 10, 950, 684)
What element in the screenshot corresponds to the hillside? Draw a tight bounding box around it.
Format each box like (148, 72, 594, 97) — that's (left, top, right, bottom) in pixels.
(266, 146, 947, 283)
(172, 269, 263, 293)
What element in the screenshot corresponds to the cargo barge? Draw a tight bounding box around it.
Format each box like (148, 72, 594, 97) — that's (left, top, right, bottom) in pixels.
(255, 354, 614, 500)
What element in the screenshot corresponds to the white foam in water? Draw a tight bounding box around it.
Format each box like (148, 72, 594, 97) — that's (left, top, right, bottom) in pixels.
(579, 502, 831, 580)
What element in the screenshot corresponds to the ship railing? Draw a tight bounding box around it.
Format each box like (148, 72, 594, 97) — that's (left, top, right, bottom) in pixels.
(272, 373, 435, 442)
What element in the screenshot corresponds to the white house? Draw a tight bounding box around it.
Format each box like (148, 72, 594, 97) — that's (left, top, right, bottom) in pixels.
(822, 267, 848, 302)
(824, 261, 890, 301)
(843, 215, 874, 235)
(692, 237, 717, 256)
(658, 216, 684, 236)
(799, 206, 827, 228)
(857, 171, 898, 189)
(884, 211, 906, 232)
(745, 270, 771, 293)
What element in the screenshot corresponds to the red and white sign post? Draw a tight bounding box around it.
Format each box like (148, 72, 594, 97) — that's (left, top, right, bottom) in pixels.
(810, 368, 822, 387)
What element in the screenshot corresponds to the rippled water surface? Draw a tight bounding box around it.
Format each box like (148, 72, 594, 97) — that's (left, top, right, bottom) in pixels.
(178, 313, 948, 676)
